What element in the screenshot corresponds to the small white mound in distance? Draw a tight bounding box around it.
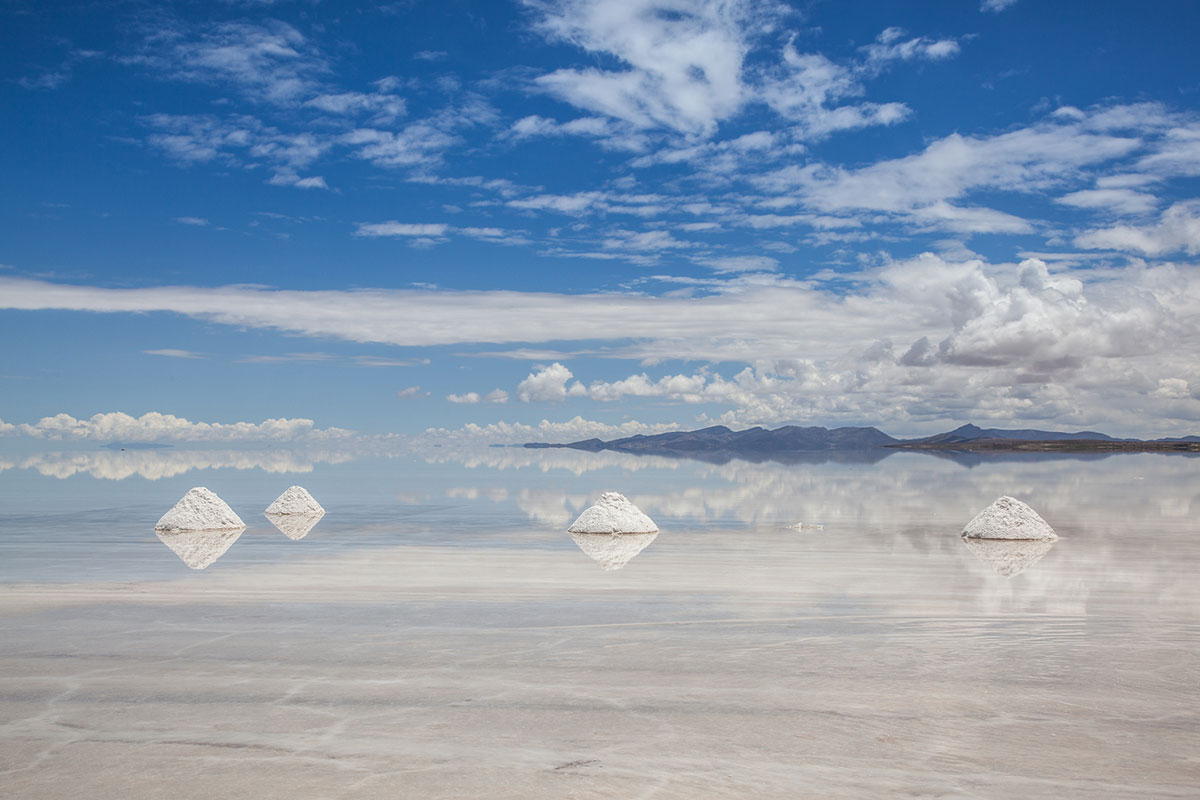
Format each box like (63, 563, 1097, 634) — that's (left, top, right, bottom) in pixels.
(155, 487, 245, 532)
(962, 495, 1057, 541)
(265, 486, 325, 515)
(568, 491, 658, 534)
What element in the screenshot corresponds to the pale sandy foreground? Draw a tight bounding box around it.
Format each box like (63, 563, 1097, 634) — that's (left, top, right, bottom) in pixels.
(0, 451, 1197, 798)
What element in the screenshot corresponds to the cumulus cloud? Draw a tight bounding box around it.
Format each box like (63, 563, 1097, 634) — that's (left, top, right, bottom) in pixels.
(4, 249, 1199, 434)
(517, 363, 584, 402)
(447, 392, 481, 404)
(396, 385, 427, 398)
(420, 415, 682, 445)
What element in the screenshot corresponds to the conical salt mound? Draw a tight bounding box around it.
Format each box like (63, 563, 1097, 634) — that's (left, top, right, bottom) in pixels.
(266, 512, 324, 540)
(155, 487, 245, 532)
(265, 486, 325, 515)
(570, 531, 658, 571)
(962, 495, 1056, 541)
(963, 537, 1056, 578)
(156, 528, 244, 570)
(567, 491, 657, 534)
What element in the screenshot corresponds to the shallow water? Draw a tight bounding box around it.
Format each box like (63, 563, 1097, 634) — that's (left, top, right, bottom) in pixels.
(1, 447, 1197, 798)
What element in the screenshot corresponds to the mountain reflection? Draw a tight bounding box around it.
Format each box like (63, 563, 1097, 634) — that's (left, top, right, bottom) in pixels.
(155, 528, 244, 570)
(569, 531, 659, 571)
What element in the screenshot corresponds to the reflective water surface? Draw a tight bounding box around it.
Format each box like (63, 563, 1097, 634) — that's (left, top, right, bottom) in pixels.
(0, 447, 1197, 798)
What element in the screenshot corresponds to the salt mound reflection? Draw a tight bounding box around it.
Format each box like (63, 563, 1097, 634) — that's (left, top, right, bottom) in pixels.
(155, 528, 244, 570)
(962, 537, 1056, 577)
(569, 530, 658, 571)
(265, 512, 324, 540)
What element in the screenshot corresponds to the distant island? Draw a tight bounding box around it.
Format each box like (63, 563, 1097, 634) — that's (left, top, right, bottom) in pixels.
(524, 423, 1200, 456)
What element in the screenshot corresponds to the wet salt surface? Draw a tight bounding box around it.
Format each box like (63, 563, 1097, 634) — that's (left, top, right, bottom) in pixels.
(0, 450, 1198, 798)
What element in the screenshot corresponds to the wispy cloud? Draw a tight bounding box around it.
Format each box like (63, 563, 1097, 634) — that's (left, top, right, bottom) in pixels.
(144, 348, 205, 359)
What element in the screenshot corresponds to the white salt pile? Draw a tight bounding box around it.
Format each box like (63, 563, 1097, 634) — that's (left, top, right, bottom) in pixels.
(567, 491, 658, 534)
(265, 486, 325, 515)
(155, 487, 245, 532)
(788, 522, 824, 531)
(266, 512, 324, 541)
(962, 495, 1057, 541)
(962, 537, 1056, 578)
(155, 529, 244, 570)
(569, 530, 659, 571)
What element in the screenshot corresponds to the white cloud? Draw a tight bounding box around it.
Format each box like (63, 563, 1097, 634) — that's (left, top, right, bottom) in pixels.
(396, 385, 426, 398)
(5, 251, 1200, 434)
(754, 110, 1142, 234)
(356, 222, 451, 237)
(144, 348, 204, 359)
(981, 0, 1018, 11)
(420, 415, 682, 445)
(527, 0, 768, 135)
(174, 216, 210, 226)
(1057, 188, 1158, 216)
(517, 363, 584, 402)
(133, 19, 327, 105)
(484, 389, 510, 403)
(696, 255, 780, 273)
(859, 28, 961, 72)
(1075, 201, 1200, 256)
(447, 392, 481, 404)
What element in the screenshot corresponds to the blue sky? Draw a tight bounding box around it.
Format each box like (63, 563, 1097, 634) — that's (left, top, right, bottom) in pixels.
(2, 0, 1200, 446)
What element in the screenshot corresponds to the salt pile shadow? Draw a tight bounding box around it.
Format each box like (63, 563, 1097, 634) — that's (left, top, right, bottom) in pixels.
(569, 530, 659, 571)
(156, 528, 245, 570)
(962, 537, 1056, 577)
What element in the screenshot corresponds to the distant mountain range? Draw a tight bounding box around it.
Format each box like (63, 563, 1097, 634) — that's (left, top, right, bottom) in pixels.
(524, 423, 1200, 455)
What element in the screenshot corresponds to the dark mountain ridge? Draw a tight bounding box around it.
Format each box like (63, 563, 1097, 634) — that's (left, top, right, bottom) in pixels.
(524, 423, 1200, 454)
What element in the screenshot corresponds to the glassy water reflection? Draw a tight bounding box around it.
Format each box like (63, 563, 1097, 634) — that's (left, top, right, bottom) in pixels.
(1, 446, 1197, 797)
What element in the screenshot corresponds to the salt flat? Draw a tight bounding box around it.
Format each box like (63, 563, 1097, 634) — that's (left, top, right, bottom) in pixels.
(0, 450, 1197, 798)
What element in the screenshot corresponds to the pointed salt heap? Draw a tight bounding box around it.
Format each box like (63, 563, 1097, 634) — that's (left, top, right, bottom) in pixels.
(265, 485, 325, 515)
(155, 487, 245, 532)
(568, 491, 658, 534)
(962, 538, 1056, 578)
(570, 530, 658, 571)
(156, 528, 244, 570)
(962, 495, 1057, 541)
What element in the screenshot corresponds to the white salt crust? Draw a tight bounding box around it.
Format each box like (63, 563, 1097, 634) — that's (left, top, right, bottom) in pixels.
(265, 486, 325, 515)
(962, 537, 1057, 577)
(155, 487, 246, 532)
(567, 491, 658, 534)
(265, 513, 324, 540)
(155, 529, 244, 570)
(962, 495, 1057, 541)
(569, 531, 659, 571)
